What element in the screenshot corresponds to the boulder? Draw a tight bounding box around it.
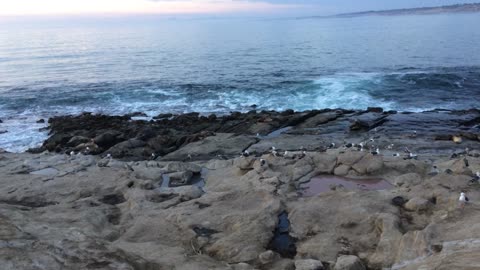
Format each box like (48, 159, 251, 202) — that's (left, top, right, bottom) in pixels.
(334, 165, 351, 176)
(392, 173, 422, 187)
(334, 255, 365, 270)
(94, 131, 123, 148)
(107, 139, 147, 159)
(351, 155, 383, 175)
(404, 198, 432, 212)
(294, 259, 324, 270)
(258, 250, 278, 264)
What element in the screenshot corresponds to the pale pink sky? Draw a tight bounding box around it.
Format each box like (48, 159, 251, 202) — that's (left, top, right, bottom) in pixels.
(0, 0, 299, 16)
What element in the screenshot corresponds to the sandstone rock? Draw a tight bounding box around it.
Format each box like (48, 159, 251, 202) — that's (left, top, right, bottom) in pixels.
(351, 154, 383, 175)
(133, 165, 163, 182)
(334, 255, 365, 270)
(337, 151, 366, 167)
(404, 197, 432, 212)
(392, 173, 422, 187)
(259, 250, 278, 264)
(334, 164, 351, 176)
(141, 180, 155, 190)
(294, 259, 324, 270)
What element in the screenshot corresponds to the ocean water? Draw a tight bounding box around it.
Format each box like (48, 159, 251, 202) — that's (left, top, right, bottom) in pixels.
(1, 14, 480, 151)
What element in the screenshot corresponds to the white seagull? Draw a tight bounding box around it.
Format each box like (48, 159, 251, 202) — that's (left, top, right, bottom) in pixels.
(459, 192, 469, 209)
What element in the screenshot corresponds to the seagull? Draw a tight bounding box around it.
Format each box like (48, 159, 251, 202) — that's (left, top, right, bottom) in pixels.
(371, 148, 380, 155)
(106, 153, 112, 159)
(271, 150, 278, 157)
(393, 153, 400, 157)
(459, 192, 469, 209)
(387, 144, 394, 150)
(69, 151, 75, 156)
(241, 150, 250, 157)
(328, 143, 336, 149)
(260, 159, 266, 167)
(151, 153, 156, 160)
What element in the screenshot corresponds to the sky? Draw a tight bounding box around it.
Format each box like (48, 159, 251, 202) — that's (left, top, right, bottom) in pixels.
(0, 0, 478, 17)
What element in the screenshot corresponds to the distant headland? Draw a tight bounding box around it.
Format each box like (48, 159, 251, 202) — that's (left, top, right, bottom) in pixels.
(309, 3, 480, 19)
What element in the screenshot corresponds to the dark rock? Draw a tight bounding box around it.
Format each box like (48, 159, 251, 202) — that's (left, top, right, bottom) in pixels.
(153, 113, 173, 120)
(0, 130, 7, 134)
(94, 131, 123, 148)
(36, 119, 45, 123)
(107, 139, 147, 159)
(192, 226, 219, 237)
(99, 193, 126, 205)
(66, 136, 90, 147)
(367, 107, 383, 113)
(391, 196, 407, 207)
(281, 109, 295, 116)
(126, 112, 148, 118)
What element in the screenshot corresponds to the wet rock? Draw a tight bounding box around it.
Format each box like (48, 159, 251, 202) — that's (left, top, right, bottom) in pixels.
(66, 136, 90, 147)
(107, 139, 147, 159)
(294, 259, 324, 270)
(162, 133, 257, 161)
(94, 131, 123, 148)
(36, 119, 45, 123)
(334, 255, 365, 270)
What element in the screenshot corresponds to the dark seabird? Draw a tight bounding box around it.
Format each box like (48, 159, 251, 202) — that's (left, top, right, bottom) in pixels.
(463, 158, 469, 167)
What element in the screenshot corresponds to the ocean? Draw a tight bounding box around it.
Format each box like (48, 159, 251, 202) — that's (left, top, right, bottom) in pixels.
(1, 13, 480, 152)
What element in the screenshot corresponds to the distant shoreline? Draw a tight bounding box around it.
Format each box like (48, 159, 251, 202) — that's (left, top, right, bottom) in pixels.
(302, 3, 480, 19)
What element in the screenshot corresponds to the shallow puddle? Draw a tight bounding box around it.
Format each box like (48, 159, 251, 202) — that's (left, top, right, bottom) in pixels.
(267, 211, 297, 258)
(299, 175, 392, 196)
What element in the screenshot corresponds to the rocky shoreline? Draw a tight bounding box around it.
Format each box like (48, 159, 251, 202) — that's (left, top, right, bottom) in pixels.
(1, 108, 480, 269)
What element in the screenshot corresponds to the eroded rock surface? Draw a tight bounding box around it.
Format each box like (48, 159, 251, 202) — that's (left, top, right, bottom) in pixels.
(2, 108, 480, 269)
